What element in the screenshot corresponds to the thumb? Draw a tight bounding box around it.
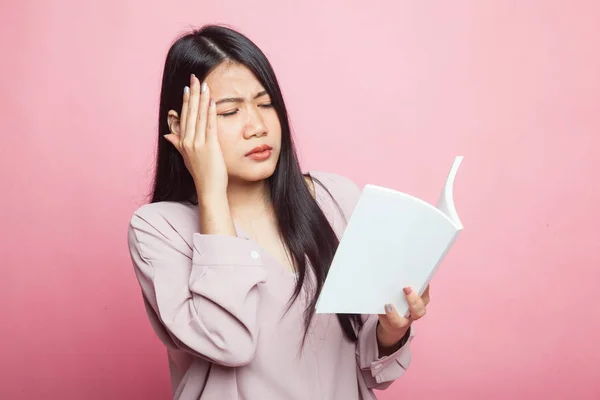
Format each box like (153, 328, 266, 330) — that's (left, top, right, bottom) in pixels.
(382, 303, 410, 331)
(163, 133, 179, 148)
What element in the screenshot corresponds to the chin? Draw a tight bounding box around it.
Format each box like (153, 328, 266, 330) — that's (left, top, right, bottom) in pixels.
(233, 160, 278, 182)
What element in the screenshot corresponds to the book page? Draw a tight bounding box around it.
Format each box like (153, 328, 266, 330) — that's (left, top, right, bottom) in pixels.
(436, 156, 464, 230)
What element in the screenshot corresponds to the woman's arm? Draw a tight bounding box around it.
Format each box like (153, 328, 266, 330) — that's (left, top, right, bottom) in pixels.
(127, 207, 267, 367)
(356, 315, 414, 390)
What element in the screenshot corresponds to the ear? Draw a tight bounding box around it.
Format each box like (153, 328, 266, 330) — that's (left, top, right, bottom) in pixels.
(167, 110, 181, 134)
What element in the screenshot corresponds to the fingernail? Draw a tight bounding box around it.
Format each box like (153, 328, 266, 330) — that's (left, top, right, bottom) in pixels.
(184, 86, 189, 95)
(403, 287, 412, 295)
(201, 82, 207, 92)
(209, 98, 215, 107)
(191, 73, 195, 81)
(385, 304, 393, 313)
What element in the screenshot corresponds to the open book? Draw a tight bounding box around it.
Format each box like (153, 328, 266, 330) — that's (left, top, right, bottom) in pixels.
(315, 156, 464, 316)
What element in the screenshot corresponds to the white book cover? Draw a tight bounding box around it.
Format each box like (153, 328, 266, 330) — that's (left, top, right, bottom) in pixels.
(315, 156, 464, 316)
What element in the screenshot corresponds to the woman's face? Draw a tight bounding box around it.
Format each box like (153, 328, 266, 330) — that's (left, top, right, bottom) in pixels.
(203, 62, 282, 183)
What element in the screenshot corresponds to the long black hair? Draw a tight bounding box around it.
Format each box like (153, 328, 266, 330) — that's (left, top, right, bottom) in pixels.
(151, 24, 363, 343)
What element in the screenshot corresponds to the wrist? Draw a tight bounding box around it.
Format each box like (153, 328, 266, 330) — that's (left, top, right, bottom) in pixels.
(377, 323, 410, 350)
(197, 189, 228, 208)
(197, 195, 236, 236)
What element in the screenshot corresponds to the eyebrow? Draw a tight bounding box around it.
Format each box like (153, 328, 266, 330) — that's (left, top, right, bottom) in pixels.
(215, 90, 269, 105)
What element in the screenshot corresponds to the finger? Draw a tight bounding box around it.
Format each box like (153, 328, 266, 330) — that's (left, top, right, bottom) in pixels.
(421, 285, 431, 306)
(179, 85, 190, 138)
(423, 284, 430, 295)
(206, 98, 217, 141)
(183, 74, 200, 147)
(383, 303, 410, 330)
(404, 287, 426, 320)
(195, 81, 210, 145)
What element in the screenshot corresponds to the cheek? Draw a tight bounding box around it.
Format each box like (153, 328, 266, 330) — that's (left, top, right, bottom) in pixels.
(215, 123, 240, 160)
(216, 133, 235, 153)
(266, 115, 282, 141)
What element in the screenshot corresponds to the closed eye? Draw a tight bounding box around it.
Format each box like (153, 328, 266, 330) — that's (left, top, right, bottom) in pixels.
(218, 104, 273, 117)
(219, 109, 238, 117)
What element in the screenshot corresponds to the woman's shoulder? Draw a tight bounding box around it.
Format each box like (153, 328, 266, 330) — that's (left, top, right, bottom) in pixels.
(131, 200, 195, 224)
(128, 201, 198, 246)
(307, 170, 361, 196)
(307, 170, 363, 221)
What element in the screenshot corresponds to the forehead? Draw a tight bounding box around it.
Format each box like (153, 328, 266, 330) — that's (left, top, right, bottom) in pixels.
(204, 62, 264, 96)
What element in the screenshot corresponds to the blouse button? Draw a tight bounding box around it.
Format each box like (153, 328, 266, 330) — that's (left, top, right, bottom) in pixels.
(250, 250, 260, 259)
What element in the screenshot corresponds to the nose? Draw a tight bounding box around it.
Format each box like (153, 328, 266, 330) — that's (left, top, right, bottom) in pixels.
(242, 105, 268, 139)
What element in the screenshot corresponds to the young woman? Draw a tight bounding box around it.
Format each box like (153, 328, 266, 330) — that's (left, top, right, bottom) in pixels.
(127, 24, 431, 400)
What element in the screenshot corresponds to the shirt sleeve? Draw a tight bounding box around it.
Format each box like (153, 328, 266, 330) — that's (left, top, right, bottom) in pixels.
(356, 314, 414, 389)
(127, 211, 268, 367)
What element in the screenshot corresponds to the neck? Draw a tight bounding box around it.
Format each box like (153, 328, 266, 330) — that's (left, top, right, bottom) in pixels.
(226, 177, 272, 222)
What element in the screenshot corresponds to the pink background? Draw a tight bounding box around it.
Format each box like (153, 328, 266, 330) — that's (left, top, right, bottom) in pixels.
(1, 1, 599, 399)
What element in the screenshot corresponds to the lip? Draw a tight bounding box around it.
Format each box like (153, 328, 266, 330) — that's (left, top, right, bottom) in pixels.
(245, 144, 272, 156)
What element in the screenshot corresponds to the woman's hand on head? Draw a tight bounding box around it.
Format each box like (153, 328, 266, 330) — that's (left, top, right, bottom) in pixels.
(376, 285, 430, 348)
(164, 74, 228, 202)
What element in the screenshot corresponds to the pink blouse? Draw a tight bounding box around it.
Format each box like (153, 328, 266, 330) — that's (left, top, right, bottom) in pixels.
(127, 171, 414, 399)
